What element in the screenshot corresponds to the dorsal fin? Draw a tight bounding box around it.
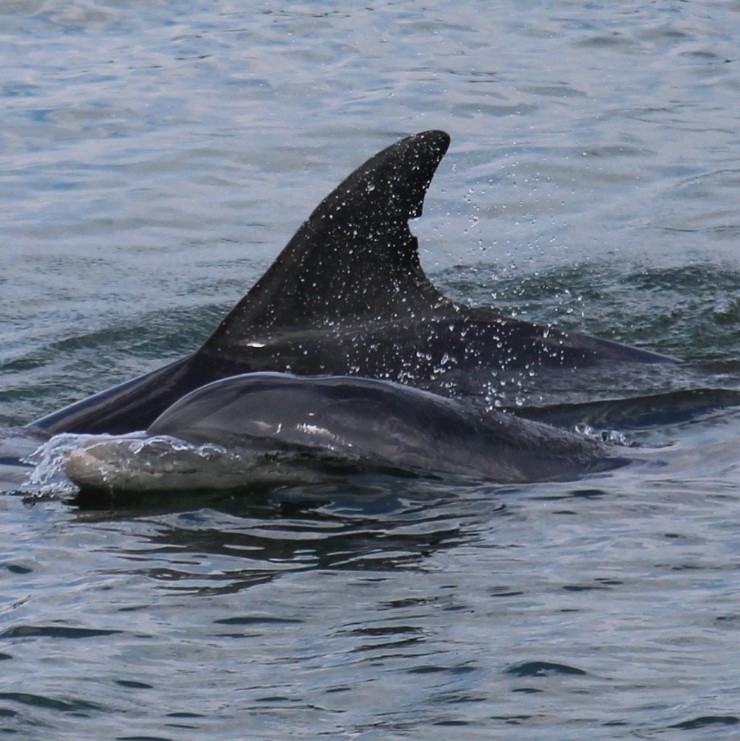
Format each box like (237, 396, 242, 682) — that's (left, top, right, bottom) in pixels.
(203, 130, 451, 352)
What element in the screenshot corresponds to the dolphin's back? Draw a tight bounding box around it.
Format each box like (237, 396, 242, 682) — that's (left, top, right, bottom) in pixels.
(148, 373, 618, 482)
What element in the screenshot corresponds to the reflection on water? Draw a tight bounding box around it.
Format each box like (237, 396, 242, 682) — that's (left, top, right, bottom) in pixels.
(75, 478, 507, 595)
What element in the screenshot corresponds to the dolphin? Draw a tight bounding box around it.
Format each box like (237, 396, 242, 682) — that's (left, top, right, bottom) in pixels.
(62, 373, 625, 492)
(30, 130, 674, 436)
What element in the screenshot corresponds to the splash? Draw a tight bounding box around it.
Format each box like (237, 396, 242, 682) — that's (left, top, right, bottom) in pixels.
(22, 433, 102, 498)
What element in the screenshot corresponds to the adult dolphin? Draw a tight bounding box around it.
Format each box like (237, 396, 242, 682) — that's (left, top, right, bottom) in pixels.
(30, 130, 674, 436)
(62, 373, 625, 492)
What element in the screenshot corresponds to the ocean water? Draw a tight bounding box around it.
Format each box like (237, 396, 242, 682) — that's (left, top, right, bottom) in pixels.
(1, 1, 740, 738)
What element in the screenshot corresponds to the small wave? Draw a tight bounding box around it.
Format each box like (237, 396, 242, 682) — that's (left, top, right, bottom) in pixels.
(0, 625, 122, 640)
(505, 660, 588, 677)
(669, 715, 739, 731)
(21, 433, 114, 498)
(0, 692, 102, 714)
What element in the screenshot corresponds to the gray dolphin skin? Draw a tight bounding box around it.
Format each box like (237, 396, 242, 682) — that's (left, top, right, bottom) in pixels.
(30, 130, 674, 436)
(63, 373, 624, 489)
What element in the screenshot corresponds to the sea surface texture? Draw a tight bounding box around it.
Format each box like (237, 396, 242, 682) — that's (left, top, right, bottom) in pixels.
(2, 1, 740, 738)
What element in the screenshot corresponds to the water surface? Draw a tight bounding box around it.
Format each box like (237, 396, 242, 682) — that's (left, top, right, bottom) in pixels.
(1, 1, 740, 738)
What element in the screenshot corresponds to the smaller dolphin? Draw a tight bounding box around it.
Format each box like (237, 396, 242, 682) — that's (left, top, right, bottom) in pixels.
(62, 373, 625, 493)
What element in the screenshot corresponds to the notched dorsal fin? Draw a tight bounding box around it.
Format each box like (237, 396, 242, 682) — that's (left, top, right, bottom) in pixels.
(204, 130, 451, 352)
